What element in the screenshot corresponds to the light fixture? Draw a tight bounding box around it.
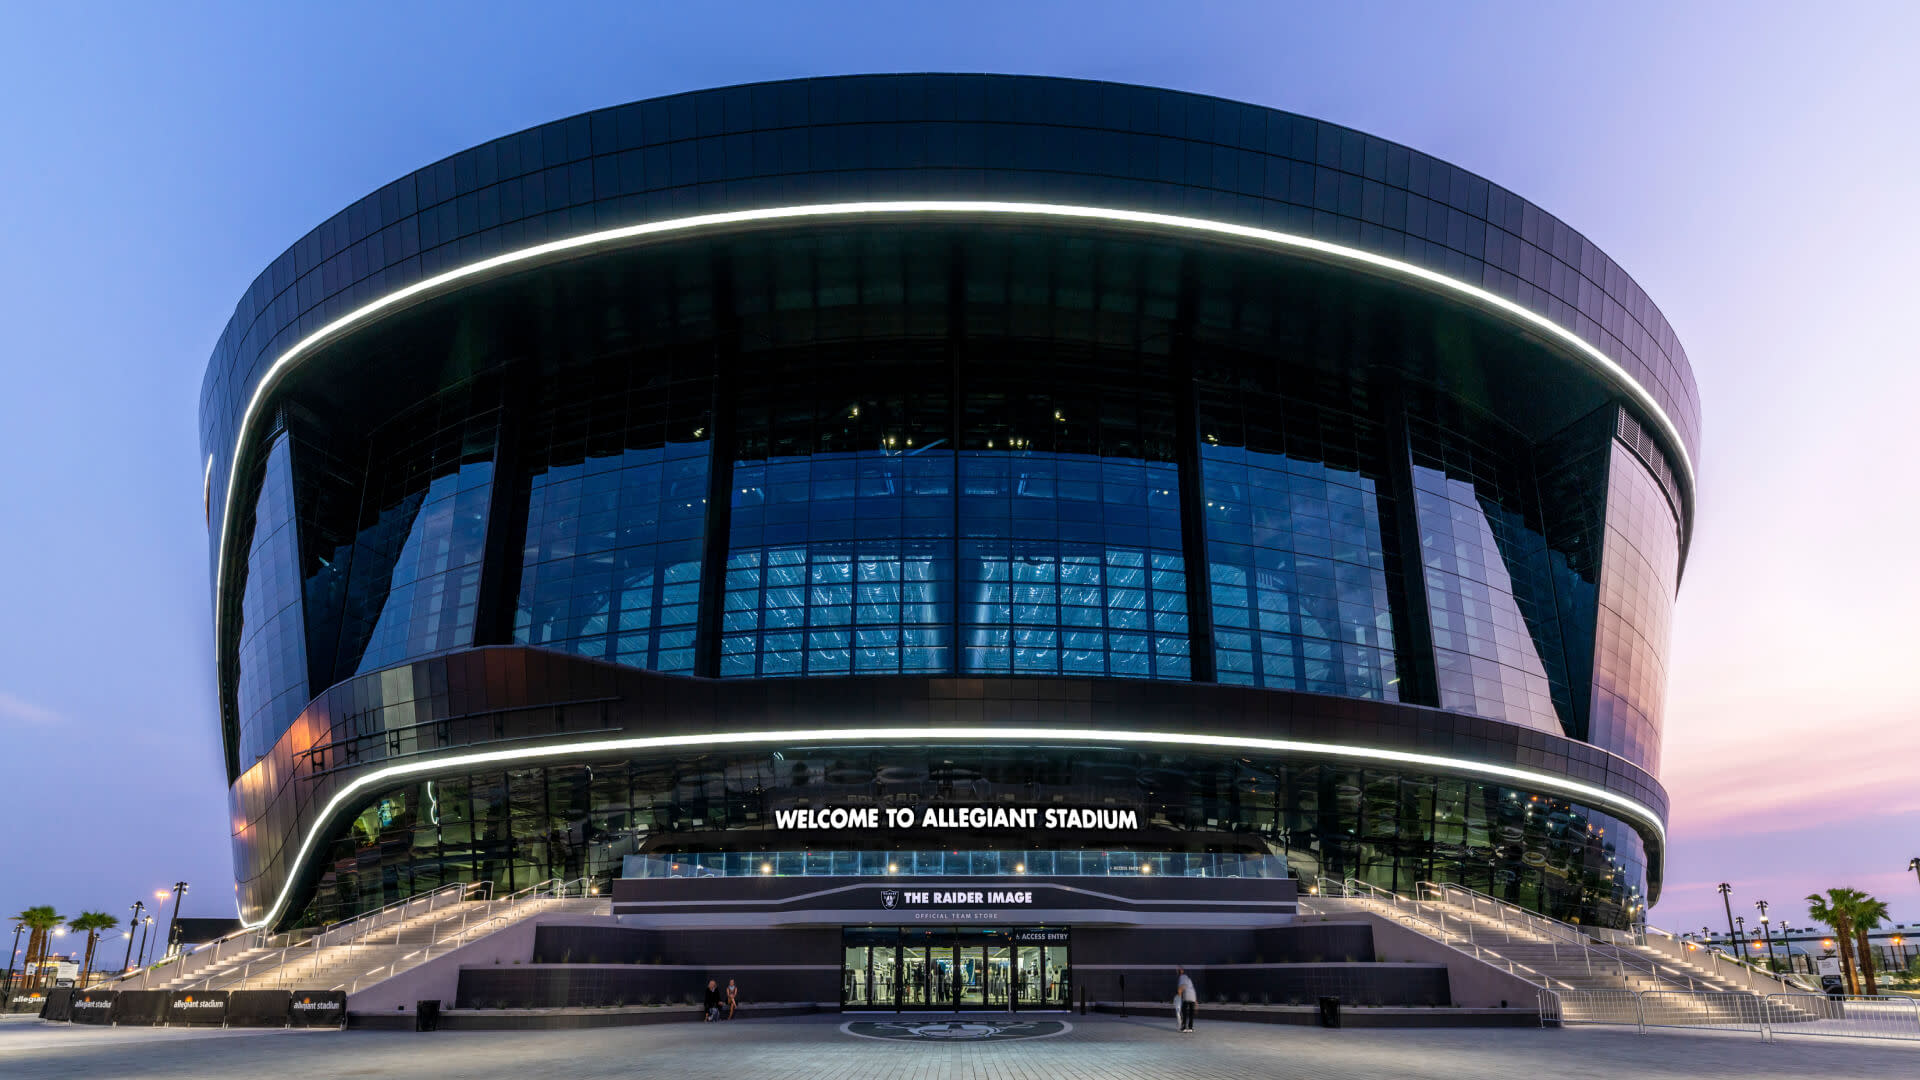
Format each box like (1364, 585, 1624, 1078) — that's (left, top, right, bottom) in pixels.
(232, 723, 1671, 930)
(209, 200, 1694, 634)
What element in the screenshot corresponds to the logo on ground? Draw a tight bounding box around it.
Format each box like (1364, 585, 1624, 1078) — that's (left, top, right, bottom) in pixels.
(841, 1019, 1071, 1041)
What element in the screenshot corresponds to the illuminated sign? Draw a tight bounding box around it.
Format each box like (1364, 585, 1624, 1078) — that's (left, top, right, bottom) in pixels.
(773, 806, 1139, 831)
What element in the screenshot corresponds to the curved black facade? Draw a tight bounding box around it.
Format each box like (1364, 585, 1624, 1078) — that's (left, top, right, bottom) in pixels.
(202, 76, 1693, 932)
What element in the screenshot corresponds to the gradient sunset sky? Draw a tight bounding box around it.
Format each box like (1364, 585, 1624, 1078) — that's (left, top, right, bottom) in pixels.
(2, 2, 1914, 939)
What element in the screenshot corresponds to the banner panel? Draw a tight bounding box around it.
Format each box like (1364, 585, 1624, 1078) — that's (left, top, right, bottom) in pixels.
(166, 990, 229, 1026)
(227, 989, 292, 1027)
(69, 990, 116, 1025)
(286, 990, 346, 1028)
(39, 987, 72, 1021)
(111, 990, 169, 1026)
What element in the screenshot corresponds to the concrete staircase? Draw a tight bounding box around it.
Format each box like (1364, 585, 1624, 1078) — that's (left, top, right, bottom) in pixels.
(122, 880, 610, 997)
(1302, 878, 1814, 1024)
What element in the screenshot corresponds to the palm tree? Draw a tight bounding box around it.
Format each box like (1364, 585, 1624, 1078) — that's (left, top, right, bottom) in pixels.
(1850, 894, 1890, 996)
(67, 913, 117, 988)
(12, 907, 66, 989)
(1807, 889, 1863, 995)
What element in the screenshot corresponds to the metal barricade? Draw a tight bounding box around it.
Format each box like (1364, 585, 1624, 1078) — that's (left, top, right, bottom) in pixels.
(1550, 988, 1645, 1030)
(1765, 994, 1920, 1043)
(1638, 989, 1768, 1037)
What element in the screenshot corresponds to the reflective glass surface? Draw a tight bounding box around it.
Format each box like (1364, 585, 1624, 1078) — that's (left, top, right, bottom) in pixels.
(514, 388, 709, 672)
(299, 747, 1647, 929)
(337, 394, 497, 677)
(1409, 414, 1583, 735)
(1590, 438, 1680, 771)
(229, 431, 309, 768)
(725, 449, 954, 677)
(959, 453, 1187, 678)
(1199, 392, 1406, 698)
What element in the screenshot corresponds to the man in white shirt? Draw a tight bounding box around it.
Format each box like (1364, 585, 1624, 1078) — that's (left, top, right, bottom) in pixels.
(1174, 967, 1197, 1032)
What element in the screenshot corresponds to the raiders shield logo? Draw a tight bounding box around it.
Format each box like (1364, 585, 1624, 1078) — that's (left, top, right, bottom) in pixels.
(881, 890, 899, 909)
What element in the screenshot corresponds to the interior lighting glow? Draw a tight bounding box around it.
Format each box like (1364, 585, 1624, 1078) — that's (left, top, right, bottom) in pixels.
(209, 200, 1694, 628)
(231, 723, 1669, 930)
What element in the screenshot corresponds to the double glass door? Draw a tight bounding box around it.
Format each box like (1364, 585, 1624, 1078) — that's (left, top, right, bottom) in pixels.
(843, 928, 1067, 1011)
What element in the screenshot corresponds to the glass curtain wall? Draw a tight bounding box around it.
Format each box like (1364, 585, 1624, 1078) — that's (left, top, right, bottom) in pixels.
(299, 748, 1649, 929)
(226, 430, 311, 770)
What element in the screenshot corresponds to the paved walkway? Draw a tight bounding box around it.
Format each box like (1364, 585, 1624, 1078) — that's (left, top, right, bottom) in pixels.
(1, 1013, 1912, 1079)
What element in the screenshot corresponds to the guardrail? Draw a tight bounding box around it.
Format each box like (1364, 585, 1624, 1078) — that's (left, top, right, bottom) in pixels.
(1310, 877, 1570, 990)
(1543, 988, 1920, 1044)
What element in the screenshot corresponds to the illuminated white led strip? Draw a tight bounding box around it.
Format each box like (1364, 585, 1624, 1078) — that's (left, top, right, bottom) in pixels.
(211, 200, 1696, 624)
(239, 724, 1667, 928)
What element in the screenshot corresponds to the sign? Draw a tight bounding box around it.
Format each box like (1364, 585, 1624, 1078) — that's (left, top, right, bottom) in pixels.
(6, 990, 48, 1014)
(69, 991, 116, 1025)
(167, 990, 229, 1026)
(1816, 956, 1842, 977)
(772, 806, 1138, 832)
(1013, 930, 1069, 943)
(884, 889, 1035, 908)
(287, 990, 346, 1028)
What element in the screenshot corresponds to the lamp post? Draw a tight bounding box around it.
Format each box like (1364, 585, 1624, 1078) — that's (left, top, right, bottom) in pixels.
(138, 916, 155, 968)
(1736, 915, 1748, 963)
(121, 901, 145, 972)
(4, 920, 22, 994)
(1717, 883, 1738, 957)
(164, 882, 188, 960)
(1909, 856, 1919, 890)
(1756, 900, 1779, 972)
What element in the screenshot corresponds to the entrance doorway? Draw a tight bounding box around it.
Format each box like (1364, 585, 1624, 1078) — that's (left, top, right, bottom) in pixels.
(841, 927, 1068, 1011)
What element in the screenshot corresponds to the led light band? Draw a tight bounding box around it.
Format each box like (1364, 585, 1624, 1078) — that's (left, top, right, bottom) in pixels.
(238, 724, 1667, 928)
(211, 200, 1695, 623)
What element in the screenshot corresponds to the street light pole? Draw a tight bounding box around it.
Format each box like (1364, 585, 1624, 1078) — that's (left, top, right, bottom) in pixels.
(138, 916, 154, 968)
(1717, 883, 1738, 955)
(4, 921, 22, 995)
(121, 901, 145, 972)
(1736, 914, 1748, 962)
(164, 882, 188, 960)
(1756, 900, 1778, 972)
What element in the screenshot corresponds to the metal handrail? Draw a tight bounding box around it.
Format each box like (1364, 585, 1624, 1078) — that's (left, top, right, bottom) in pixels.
(1417, 880, 1715, 990)
(1310, 877, 1573, 990)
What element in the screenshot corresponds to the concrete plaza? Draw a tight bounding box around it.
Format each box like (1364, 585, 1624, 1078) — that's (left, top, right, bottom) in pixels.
(1, 1012, 1912, 1079)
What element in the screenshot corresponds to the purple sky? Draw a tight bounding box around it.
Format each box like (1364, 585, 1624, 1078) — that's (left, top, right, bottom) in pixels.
(2, 3, 1914, 943)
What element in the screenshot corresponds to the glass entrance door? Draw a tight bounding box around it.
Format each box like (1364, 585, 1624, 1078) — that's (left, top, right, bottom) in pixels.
(984, 943, 1011, 1009)
(844, 927, 1066, 1011)
(842, 930, 896, 1010)
(957, 944, 985, 1006)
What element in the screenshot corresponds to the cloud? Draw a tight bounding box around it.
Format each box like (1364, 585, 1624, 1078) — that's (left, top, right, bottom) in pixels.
(0, 691, 61, 727)
(1662, 696, 1920, 836)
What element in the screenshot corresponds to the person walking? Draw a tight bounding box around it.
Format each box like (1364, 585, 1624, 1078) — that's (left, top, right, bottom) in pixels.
(703, 979, 723, 1022)
(1174, 966, 1197, 1033)
(725, 978, 739, 1020)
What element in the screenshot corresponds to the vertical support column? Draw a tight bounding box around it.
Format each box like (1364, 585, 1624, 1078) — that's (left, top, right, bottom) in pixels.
(471, 358, 529, 648)
(694, 254, 738, 678)
(947, 238, 967, 677)
(1169, 262, 1216, 683)
(1379, 378, 1439, 707)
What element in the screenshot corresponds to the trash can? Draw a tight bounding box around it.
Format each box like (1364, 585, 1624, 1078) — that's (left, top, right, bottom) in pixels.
(1317, 995, 1341, 1028)
(415, 1000, 440, 1032)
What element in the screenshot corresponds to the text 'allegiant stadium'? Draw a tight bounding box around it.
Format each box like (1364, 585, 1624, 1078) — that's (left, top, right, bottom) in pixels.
(772, 807, 1139, 830)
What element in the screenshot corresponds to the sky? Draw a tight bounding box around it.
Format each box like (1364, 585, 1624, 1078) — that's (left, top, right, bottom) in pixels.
(1, 2, 1915, 945)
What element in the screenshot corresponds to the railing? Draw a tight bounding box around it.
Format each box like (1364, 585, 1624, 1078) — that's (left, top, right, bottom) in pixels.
(1544, 988, 1920, 1044)
(332, 877, 597, 994)
(1636, 925, 1801, 995)
(1310, 877, 1569, 990)
(1417, 881, 1750, 994)
(1768, 994, 1920, 1042)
